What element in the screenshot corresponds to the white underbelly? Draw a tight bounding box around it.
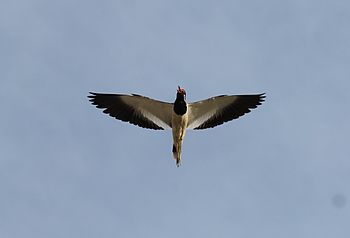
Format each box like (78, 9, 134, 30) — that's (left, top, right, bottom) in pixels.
(172, 113, 188, 141)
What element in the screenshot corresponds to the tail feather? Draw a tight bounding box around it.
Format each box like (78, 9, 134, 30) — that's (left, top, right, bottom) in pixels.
(172, 143, 182, 167)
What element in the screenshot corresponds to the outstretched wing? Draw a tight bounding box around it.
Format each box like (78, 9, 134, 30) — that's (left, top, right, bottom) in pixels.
(187, 93, 265, 130)
(88, 92, 173, 130)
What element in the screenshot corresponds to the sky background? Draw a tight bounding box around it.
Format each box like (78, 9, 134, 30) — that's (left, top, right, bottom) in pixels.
(1, 0, 350, 237)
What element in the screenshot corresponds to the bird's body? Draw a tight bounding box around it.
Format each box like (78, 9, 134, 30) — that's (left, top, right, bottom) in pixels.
(171, 112, 188, 166)
(88, 86, 265, 167)
(171, 89, 188, 166)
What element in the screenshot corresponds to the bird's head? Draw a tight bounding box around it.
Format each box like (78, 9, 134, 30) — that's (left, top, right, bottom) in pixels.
(177, 86, 186, 100)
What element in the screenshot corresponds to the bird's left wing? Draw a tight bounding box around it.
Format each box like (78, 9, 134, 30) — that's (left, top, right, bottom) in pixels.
(187, 93, 265, 130)
(88, 92, 173, 130)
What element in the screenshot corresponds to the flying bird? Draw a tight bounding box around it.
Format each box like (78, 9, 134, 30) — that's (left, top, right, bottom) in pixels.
(88, 87, 265, 167)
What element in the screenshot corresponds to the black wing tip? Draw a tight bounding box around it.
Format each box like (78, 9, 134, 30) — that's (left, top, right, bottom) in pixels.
(259, 93, 266, 99)
(87, 93, 98, 104)
(239, 93, 266, 106)
(256, 93, 266, 104)
(88, 92, 98, 99)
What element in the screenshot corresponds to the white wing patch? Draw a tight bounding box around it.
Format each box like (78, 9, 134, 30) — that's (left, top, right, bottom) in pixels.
(187, 107, 217, 129)
(140, 109, 172, 130)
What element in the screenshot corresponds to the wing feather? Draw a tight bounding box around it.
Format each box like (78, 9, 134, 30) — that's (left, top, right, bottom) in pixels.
(187, 93, 265, 130)
(88, 92, 173, 130)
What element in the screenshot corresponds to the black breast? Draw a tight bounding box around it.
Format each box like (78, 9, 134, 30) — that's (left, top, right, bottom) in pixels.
(174, 100, 187, 115)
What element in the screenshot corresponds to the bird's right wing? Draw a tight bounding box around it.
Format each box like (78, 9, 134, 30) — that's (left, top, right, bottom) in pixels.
(88, 92, 173, 130)
(187, 94, 265, 130)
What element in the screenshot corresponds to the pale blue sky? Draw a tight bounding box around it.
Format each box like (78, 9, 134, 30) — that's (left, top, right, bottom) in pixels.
(1, 0, 350, 237)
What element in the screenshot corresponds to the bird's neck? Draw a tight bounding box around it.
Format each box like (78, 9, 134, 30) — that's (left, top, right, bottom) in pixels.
(174, 95, 187, 115)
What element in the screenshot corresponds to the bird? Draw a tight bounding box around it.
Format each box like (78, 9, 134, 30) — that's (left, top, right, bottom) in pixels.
(88, 86, 265, 167)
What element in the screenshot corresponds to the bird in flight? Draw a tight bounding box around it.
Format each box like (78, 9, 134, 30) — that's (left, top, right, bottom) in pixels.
(88, 86, 265, 167)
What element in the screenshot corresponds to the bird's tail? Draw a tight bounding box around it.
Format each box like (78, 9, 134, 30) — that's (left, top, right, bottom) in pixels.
(172, 143, 182, 167)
